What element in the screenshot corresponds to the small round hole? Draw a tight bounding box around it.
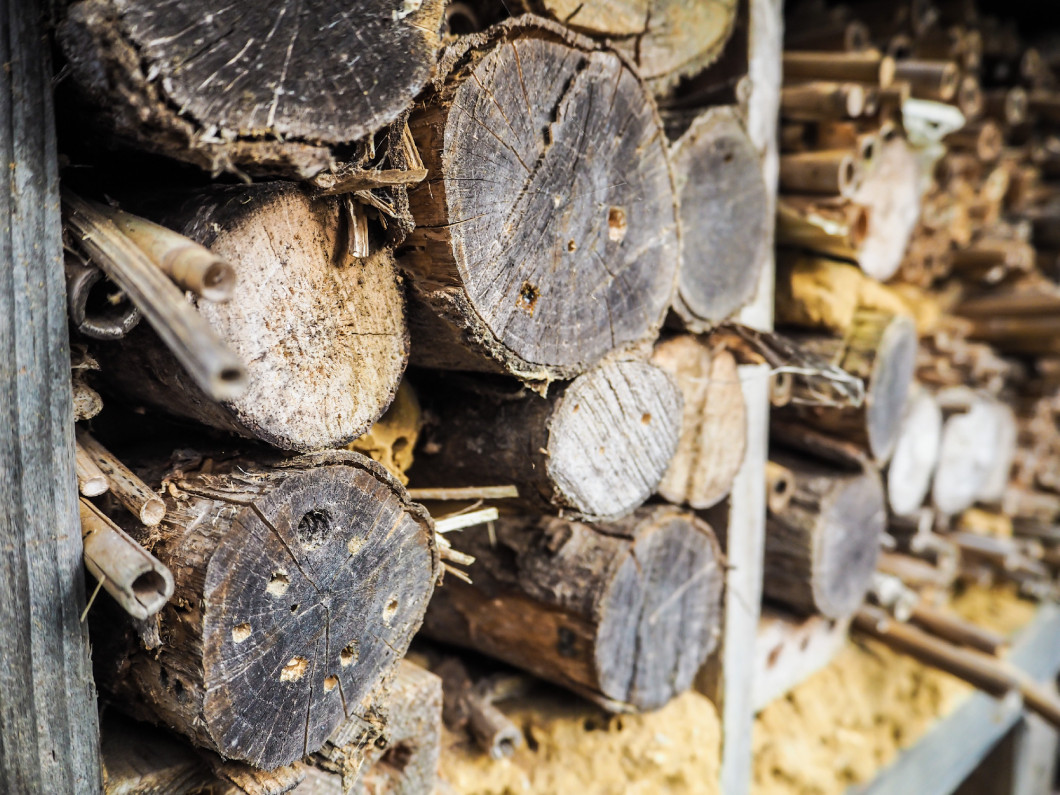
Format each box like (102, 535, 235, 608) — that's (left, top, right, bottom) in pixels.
(340, 642, 359, 667)
(383, 598, 399, 623)
(641, 412, 652, 425)
(232, 623, 251, 643)
(607, 206, 627, 242)
(324, 675, 339, 692)
(280, 656, 308, 682)
(267, 571, 290, 596)
(297, 509, 333, 551)
(132, 570, 166, 599)
(290, 603, 300, 614)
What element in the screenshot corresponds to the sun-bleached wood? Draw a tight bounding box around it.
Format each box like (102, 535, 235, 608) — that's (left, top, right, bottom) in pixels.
(402, 19, 679, 382)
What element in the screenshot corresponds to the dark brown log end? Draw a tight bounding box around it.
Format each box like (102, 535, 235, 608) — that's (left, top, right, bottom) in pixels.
(57, 0, 444, 175)
(403, 20, 679, 380)
(102, 453, 438, 769)
(670, 108, 769, 329)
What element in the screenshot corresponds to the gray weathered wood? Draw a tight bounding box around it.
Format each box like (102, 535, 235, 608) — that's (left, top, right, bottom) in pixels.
(402, 18, 679, 382)
(421, 506, 725, 712)
(763, 453, 885, 619)
(651, 335, 747, 509)
(0, 0, 103, 788)
(93, 183, 409, 452)
(411, 360, 682, 522)
(669, 107, 770, 330)
(57, 0, 445, 177)
(94, 451, 438, 769)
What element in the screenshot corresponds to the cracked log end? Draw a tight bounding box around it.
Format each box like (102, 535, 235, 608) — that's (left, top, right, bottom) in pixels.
(765, 454, 885, 620)
(96, 453, 438, 769)
(421, 507, 724, 711)
(403, 20, 679, 380)
(96, 183, 408, 452)
(669, 108, 769, 330)
(57, 0, 444, 175)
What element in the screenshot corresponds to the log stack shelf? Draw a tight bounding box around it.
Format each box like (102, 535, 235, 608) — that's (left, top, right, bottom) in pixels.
(5, 0, 1060, 793)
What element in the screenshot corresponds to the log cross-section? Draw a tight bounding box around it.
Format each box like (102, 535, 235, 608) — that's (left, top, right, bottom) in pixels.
(402, 19, 679, 382)
(94, 452, 438, 770)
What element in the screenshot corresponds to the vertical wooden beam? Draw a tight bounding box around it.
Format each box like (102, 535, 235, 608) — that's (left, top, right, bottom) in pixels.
(713, 0, 781, 792)
(0, 0, 103, 790)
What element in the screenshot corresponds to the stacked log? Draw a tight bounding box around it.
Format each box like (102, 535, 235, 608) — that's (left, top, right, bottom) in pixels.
(51, 1, 752, 786)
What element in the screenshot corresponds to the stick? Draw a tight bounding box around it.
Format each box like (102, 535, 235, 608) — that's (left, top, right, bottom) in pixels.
(75, 428, 165, 526)
(62, 189, 247, 401)
(434, 507, 500, 534)
(854, 605, 1060, 730)
(893, 59, 960, 101)
(97, 205, 237, 302)
(779, 149, 863, 197)
(407, 486, 519, 501)
(908, 604, 1009, 656)
(80, 498, 174, 620)
(783, 51, 896, 87)
(75, 441, 109, 497)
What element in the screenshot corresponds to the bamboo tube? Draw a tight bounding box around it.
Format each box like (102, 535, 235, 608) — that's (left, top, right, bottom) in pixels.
(75, 441, 109, 497)
(62, 190, 247, 402)
(783, 51, 896, 87)
(893, 59, 960, 101)
(99, 206, 237, 302)
(765, 460, 795, 514)
(75, 428, 165, 526)
(779, 150, 862, 197)
(80, 498, 174, 620)
(785, 20, 871, 53)
(854, 605, 1060, 730)
(945, 121, 1004, 162)
(956, 74, 983, 120)
(775, 197, 869, 262)
(781, 82, 866, 120)
(64, 253, 141, 340)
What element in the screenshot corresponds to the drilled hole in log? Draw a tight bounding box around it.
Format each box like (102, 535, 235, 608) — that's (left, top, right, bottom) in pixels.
(290, 603, 300, 614)
(767, 644, 783, 668)
(174, 680, 187, 703)
(340, 643, 359, 667)
(607, 207, 627, 242)
(297, 509, 333, 551)
(84, 276, 135, 327)
(280, 657, 309, 683)
(383, 598, 399, 623)
(567, 239, 577, 252)
(516, 282, 539, 314)
(323, 675, 338, 692)
(219, 368, 244, 383)
(380, 742, 414, 772)
(232, 623, 251, 643)
(444, 2, 479, 35)
(132, 570, 167, 600)
(641, 412, 652, 425)
(266, 571, 290, 596)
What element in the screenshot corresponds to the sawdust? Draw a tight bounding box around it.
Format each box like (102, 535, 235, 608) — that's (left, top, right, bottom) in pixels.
(751, 585, 1037, 795)
(438, 686, 721, 795)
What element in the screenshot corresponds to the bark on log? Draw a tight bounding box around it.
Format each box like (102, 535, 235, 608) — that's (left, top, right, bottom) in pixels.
(651, 336, 747, 509)
(886, 387, 943, 518)
(57, 0, 445, 177)
(1, 0, 103, 787)
(93, 451, 438, 769)
(669, 107, 770, 330)
(763, 453, 885, 619)
(517, 0, 738, 93)
(778, 310, 918, 464)
(95, 183, 408, 452)
(420, 506, 725, 712)
(411, 360, 682, 522)
(401, 19, 679, 382)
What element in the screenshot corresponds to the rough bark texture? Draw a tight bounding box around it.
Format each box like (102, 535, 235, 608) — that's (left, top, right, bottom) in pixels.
(764, 453, 885, 619)
(402, 18, 679, 382)
(56, 0, 445, 177)
(0, 0, 103, 789)
(94, 183, 408, 452)
(521, 0, 738, 93)
(411, 360, 682, 521)
(93, 451, 438, 769)
(421, 507, 725, 712)
(669, 107, 769, 330)
(651, 336, 747, 509)
(779, 310, 918, 464)
(313, 659, 443, 795)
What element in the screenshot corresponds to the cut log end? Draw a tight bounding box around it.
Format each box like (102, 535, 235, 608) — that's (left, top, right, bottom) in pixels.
(671, 109, 769, 329)
(405, 24, 678, 379)
(547, 361, 682, 520)
(104, 454, 438, 770)
(864, 315, 918, 463)
(593, 510, 724, 710)
(887, 389, 942, 517)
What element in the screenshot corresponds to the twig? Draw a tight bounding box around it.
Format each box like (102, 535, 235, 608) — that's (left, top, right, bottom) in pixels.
(408, 485, 519, 501)
(76, 428, 165, 526)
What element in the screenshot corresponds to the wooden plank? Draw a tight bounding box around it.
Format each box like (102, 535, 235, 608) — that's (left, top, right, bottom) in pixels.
(849, 603, 1060, 795)
(0, 0, 103, 789)
(714, 0, 782, 791)
(753, 610, 852, 711)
